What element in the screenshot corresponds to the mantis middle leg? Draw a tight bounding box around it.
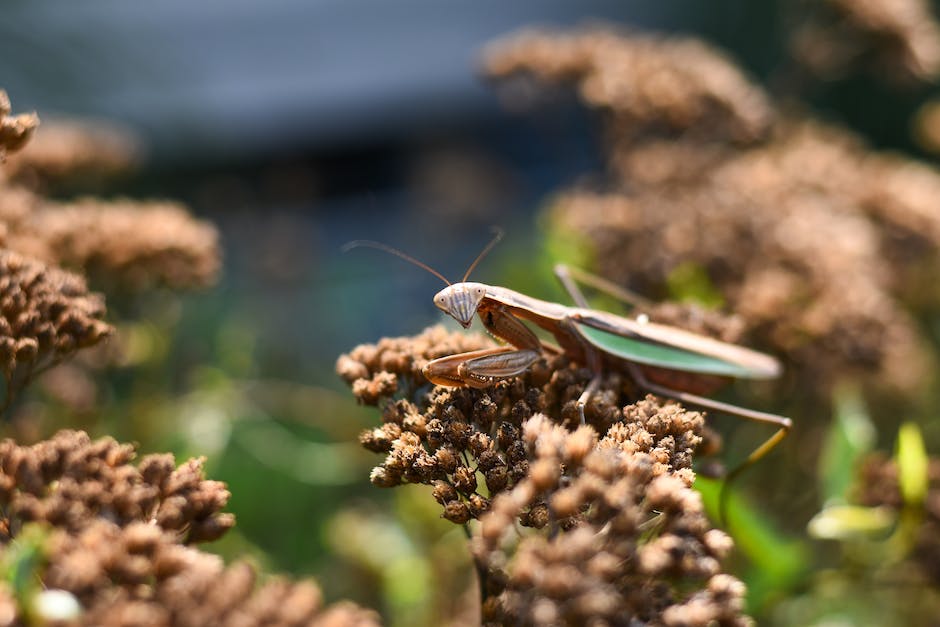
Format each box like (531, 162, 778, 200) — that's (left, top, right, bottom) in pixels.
(554, 265, 620, 424)
(554, 264, 654, 310)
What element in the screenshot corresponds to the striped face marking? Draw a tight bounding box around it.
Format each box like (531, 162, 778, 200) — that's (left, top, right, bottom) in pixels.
(433, 282, 487, 328)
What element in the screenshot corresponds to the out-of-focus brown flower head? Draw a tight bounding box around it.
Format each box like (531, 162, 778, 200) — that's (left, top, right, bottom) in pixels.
(483, 26, 774, 145)
(0, 194, 222, 293)
(0, 89, 220, 294)
(0, 431, 380, 627)
(9, 199, 222, 291)
(1, 116, 140, 190)
(790, 0, 940, 84)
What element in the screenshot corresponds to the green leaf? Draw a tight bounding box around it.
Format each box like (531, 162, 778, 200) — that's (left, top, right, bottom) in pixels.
(540, 202, 596, 274)
(817, 384, 875, 505)
(895, 422, 929, 507)
(807, 504, 895, 540)
(665, 262, 724, 308)
(2, 524, 48, 601)
(697, 477, 809, 611)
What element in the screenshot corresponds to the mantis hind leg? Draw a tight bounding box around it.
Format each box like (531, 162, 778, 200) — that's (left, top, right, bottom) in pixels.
(626, 363, 791, 524)
(576, 374, 603, 425)
(554, 264, 654, 310)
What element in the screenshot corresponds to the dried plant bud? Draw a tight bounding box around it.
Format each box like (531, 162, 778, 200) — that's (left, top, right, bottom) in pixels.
(369, 466, 400, 488)
(442, 500, 471, 524)
(0, 91, 38, 159)
(432, 480, 458, 505)
(453, 465, 478, 496)
(467, 493, 490, 518)
(485, 465, 510, 494)
(351, 372, 398, 405)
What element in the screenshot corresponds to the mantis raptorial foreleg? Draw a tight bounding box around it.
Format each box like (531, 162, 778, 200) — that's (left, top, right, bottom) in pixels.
(423, 306, 544, 389)
(423, 346, 541, 388)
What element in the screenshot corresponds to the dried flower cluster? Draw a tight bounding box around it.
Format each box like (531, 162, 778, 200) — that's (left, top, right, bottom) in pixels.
(10, 199, 222, 290)
(475, 415, 746, 626)
(0, 430, 232, 542)
(856, 453, 940, 585)
(0, 91, 220, 292)
(1, 117, 139, 189)
(790, 0, 940, 83)
(339, 326, 751, 625)
(483, 27, 774, 145)
(0, 92, 37, 161)
(0, 251, 111, 408)
(0, 194, 222, 293)
(485, 26, 940, 395)
(0, 431, 379, 627)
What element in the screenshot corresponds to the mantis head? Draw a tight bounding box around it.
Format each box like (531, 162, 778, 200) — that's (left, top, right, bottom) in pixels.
(433, 282, 487, 328)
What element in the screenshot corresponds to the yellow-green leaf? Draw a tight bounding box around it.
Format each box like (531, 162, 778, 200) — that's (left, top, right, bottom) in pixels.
(895, 422, 929, 507)
(807, 504, 895, 540)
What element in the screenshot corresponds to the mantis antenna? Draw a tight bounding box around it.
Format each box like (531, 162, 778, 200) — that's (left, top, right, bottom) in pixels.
(341, 240, 451, 286)
(462, 227, 504, 282)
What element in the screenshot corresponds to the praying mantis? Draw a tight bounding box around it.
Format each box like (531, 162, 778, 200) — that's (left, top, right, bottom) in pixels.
(345, 231, 791, 486)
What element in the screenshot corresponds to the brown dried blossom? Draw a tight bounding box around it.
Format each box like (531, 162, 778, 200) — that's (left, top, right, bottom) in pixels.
(0, 431, 378, 627)
(1, 117, 139, 190)
(34, 520, 379, 627)
(790, 0, 940, 83)
(475, 415, 747, 626)
(6, 199, 222, 290)
(339, 326, 752, 624)
(0, 430, 233, 543)
(0, 91, 219, 293)
(0, 91, 38, 161)
(0, 193, 220, 292)
(483, 26, 774, 145)
(0, 250, 112, 408)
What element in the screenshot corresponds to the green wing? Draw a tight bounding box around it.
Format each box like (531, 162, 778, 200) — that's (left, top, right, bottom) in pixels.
(575, 322, 756, 378)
